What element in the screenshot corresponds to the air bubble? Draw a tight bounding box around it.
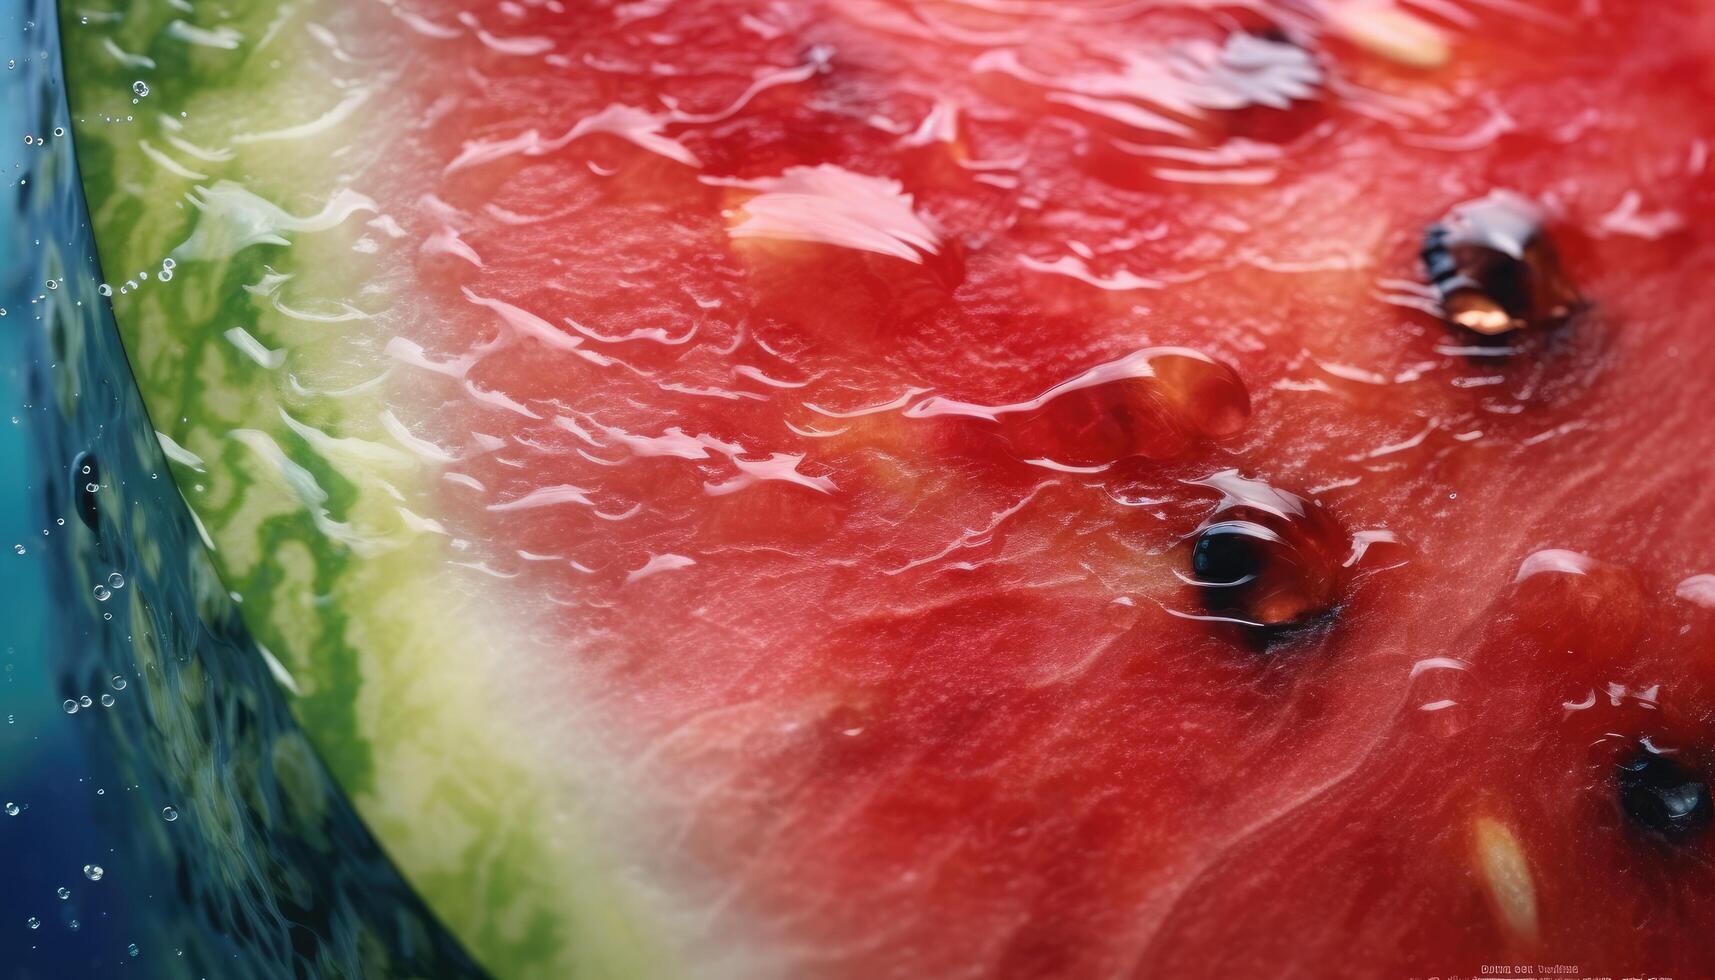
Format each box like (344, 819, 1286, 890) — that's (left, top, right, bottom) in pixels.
(97, 284, 111, 296)
(158, 268, 173, 282)
(162, 257, 176, 271)
(161, 806, 178, 822)
(132, 80, 148, 97)
(4, 802, 18, 816)
(110, 676, 126, 690)
(26, 917, 39, 930)
(78, 695, 92, 708)
(107, 571, 124, 589)
(99, 694, 114, 707)
(93, 584, 110, 601)
(63, 700, 77, 714)
(128, 944, 140, 958)
(82, 865, 103, 881)
(56, 887, 69, 900)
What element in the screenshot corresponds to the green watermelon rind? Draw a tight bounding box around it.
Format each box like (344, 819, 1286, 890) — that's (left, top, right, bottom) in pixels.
(61, 4, 673, 977)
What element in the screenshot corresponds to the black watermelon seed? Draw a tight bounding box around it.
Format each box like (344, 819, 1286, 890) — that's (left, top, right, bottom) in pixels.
(1617, 746, 1713, 840)
(1421, 190, 1581, 336)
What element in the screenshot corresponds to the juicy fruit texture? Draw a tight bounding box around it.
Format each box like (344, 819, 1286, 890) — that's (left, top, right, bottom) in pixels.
(65, 1, 1715, 979)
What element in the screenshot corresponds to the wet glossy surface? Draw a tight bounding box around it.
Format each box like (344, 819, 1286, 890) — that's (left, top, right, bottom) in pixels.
(63, 0, 1715, 977)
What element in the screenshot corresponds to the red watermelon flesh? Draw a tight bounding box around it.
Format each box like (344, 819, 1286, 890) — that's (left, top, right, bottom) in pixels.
(304, 0, 1715, 975)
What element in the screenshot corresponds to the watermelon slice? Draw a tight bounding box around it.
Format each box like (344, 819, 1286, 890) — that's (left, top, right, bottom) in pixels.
(63, 0, 1715, 977)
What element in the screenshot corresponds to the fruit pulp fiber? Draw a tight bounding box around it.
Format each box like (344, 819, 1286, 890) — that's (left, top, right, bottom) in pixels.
(66, 0, 1715, 977)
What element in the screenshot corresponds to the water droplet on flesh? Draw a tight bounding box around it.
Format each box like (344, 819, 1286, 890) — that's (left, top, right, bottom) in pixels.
(906, 347, 1250, 466)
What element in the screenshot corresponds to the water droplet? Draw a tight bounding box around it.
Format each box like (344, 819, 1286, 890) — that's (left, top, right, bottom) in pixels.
(99, 694, 114, 707)
(904, 348, 1250, 467)
(132, 80, 148, 97)
(82, 865, 103, 881)
(63, 700, 77, 714)
(161, 806, 178, 822)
